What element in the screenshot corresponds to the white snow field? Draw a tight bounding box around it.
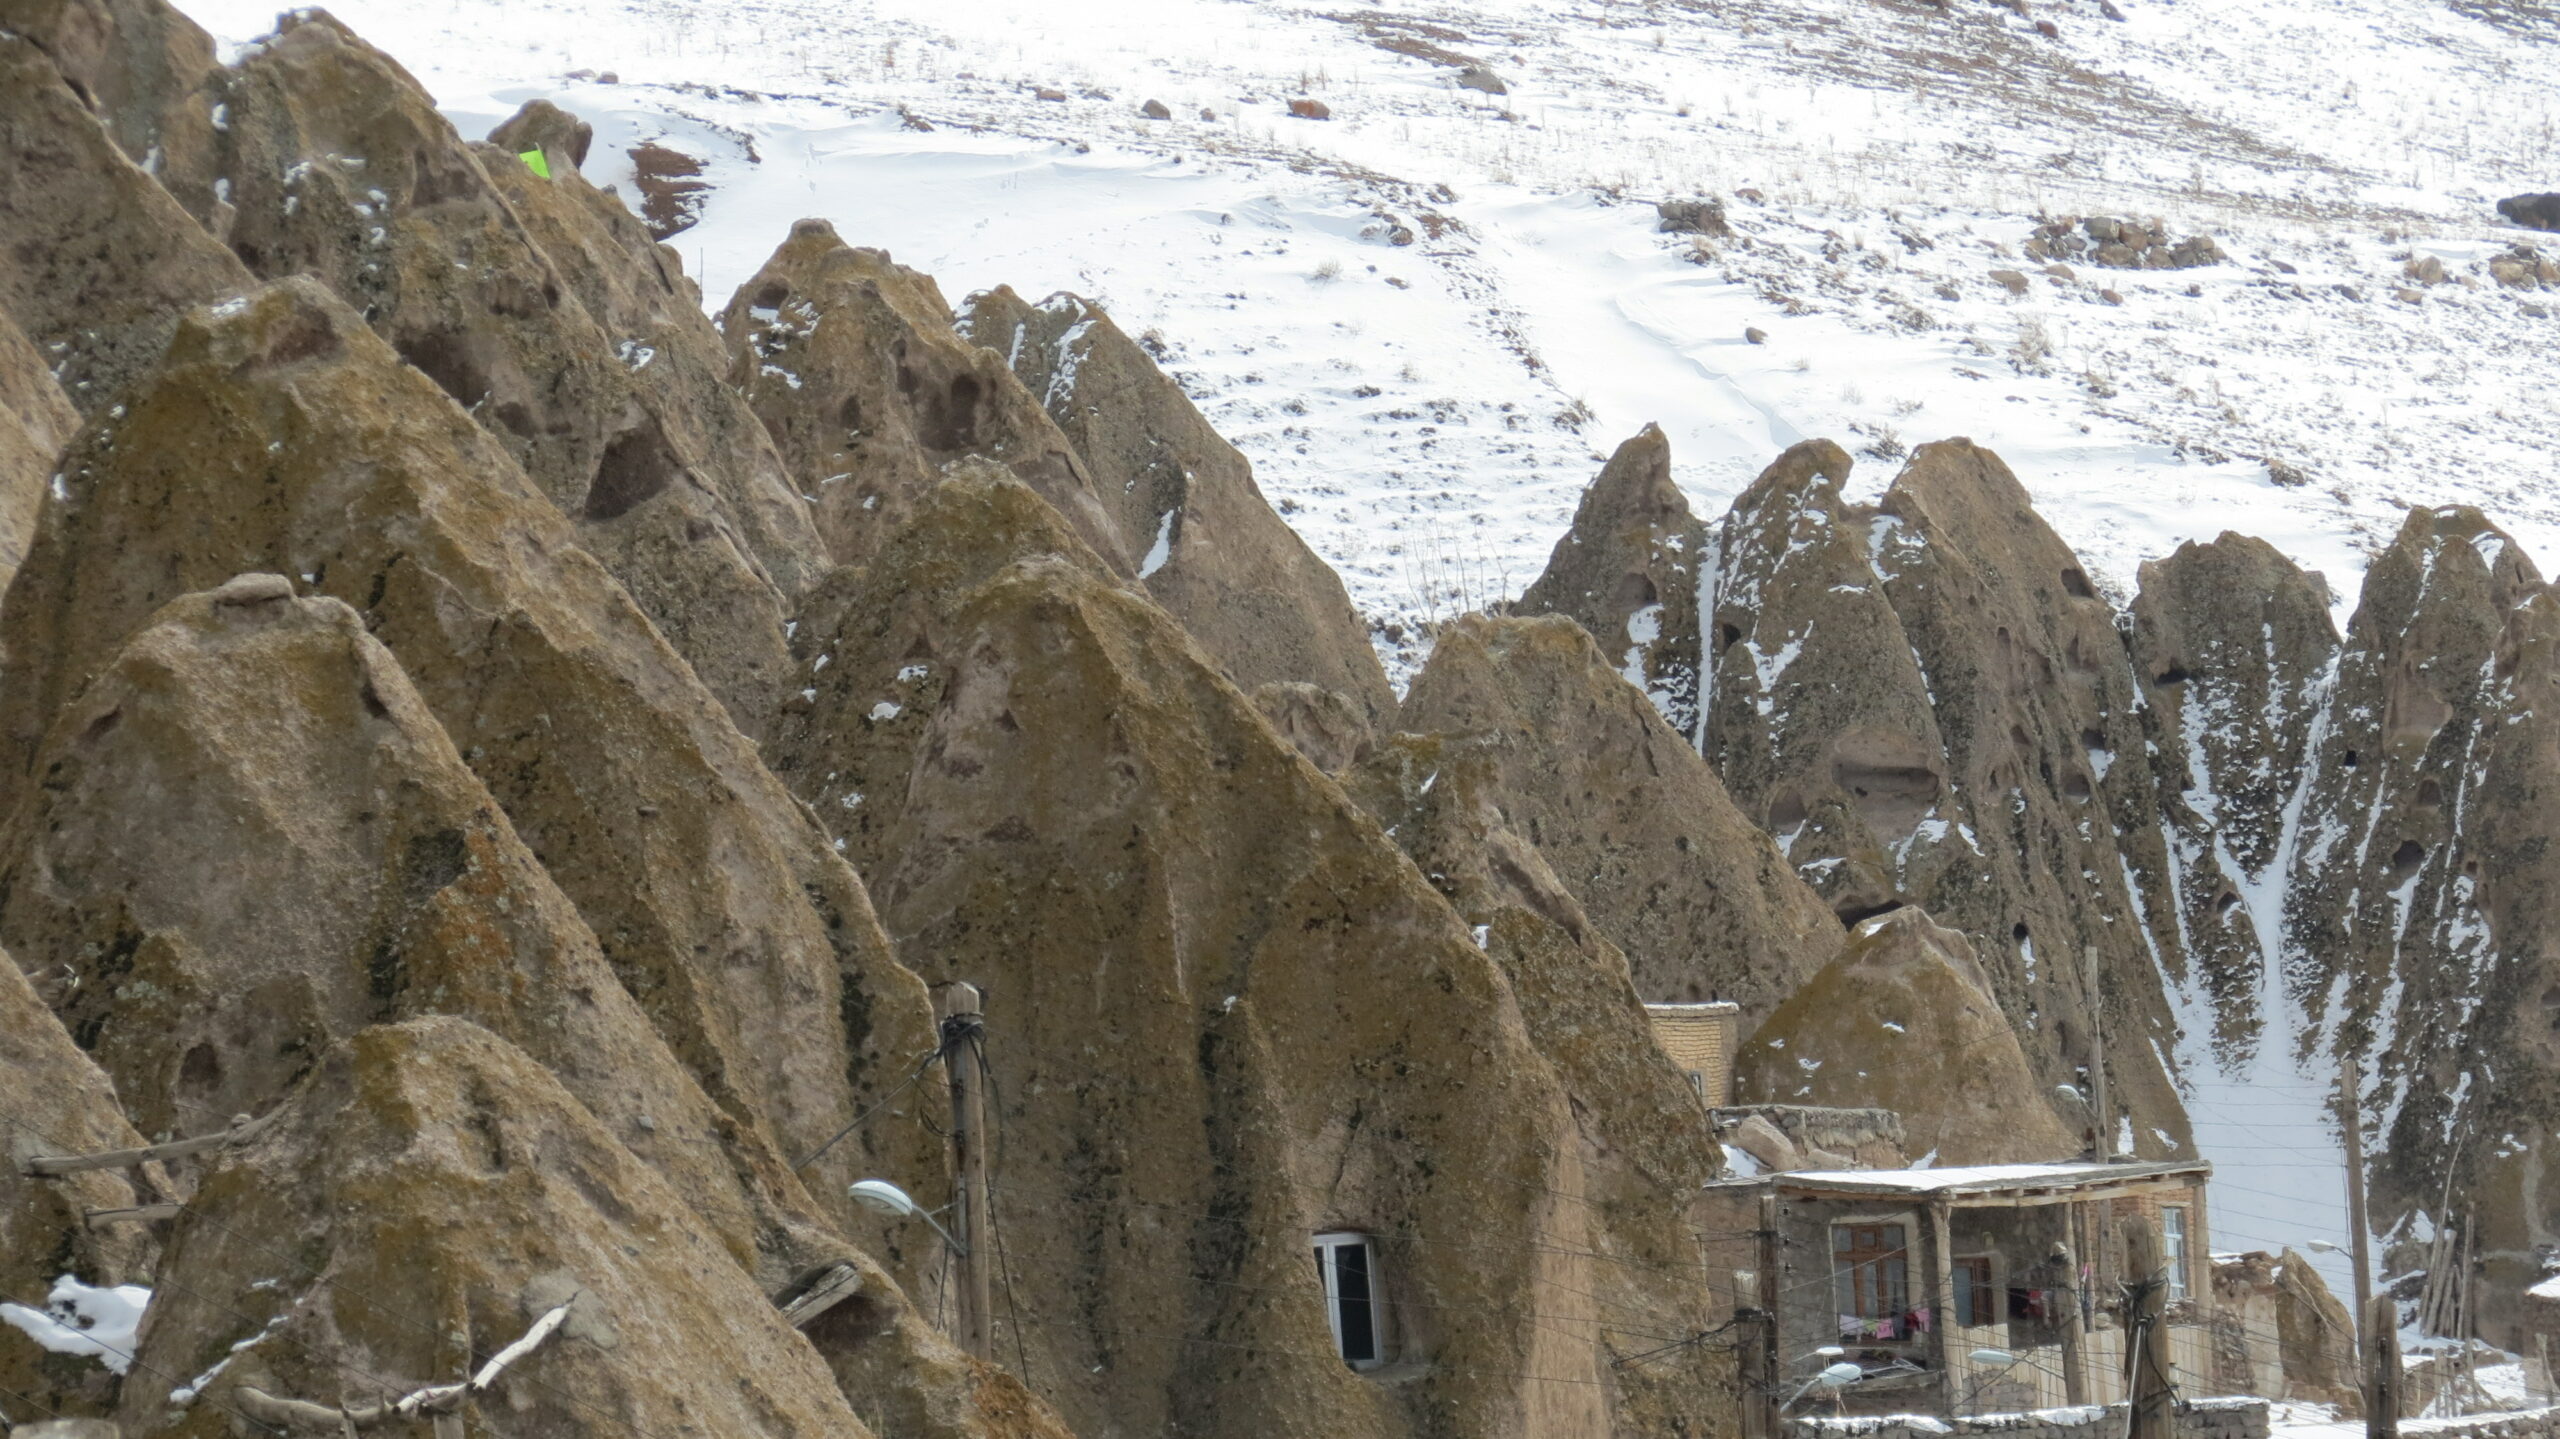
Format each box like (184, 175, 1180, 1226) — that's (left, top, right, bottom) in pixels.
(172, 0, 2558, 1315)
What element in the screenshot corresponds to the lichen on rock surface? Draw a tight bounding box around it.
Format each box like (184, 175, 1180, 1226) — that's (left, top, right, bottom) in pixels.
(166, 13, 810, 725)
(1391, 612, 1837, 1016)
(0, 33, 249, 414)
(0, 278, 944, 1268)
(1736, 906, 2080, 1165)
(122, 1016, 1063, 1439)
(720, 220, 1133, 573)
(961, 286, 1395, 725)
(780, 464, 1734, 1439)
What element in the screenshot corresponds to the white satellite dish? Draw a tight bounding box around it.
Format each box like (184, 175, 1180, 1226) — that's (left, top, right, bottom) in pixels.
(1816, 1362, 1863, 1388)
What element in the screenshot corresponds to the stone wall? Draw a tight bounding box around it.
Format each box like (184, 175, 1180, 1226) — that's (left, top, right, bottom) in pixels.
(1788, 1395, 2269, 1439)
(1714, 1103, 1909, 1168)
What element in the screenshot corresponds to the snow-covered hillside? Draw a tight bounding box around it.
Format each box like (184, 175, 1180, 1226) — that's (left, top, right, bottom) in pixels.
(171, 0, 2560, 1307)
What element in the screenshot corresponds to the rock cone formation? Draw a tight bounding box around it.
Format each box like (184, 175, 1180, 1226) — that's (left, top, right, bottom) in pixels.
(1517, 425, 1709, 739)
(0, 280, 943, 1265)
(775, 465, 1733, 1439)
(0, 952, 161, 1421)
(1533, 434, 2193, 1160)
(721, 221, 1132, 573)
(0, 307, 77, 594)
(158, 12, 811, 723)
(1735, 906, 2080, 1164)
(960, 287, 1395, 725)
(1391, 613, 1837, 1015)
(0, 32, 248, 413)
(125, 1017, 1061, 1439)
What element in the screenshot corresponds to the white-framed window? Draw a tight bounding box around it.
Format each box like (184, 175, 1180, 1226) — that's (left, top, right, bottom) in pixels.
(1313, 1231, 1389, 1369)
(2162, 1205, 2191, 1303)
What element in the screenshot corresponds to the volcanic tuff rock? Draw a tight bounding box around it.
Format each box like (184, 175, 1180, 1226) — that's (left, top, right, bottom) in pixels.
(1392, 613, 1838, 1015)
(1251, 679, 1375, 773)
(1680, 438, 2190, 1157)
(0, 953, 160, 1421)
(0, 0, 225, 223)
(959, 287, 1395, 723)
(162, 12, 812, 723)
(1516, 424, 1710, 739)
(0, 33, 250, 413)
(1340, 731, 1745, 1439)
(777, 466, 1731, 1439)
(0, 581, 849, 1276)
(2127, 534, 2339, 1051)
(2280, 505, 2560, 1340)
(1735, 906, 2080, 1164)
(0, 305, 78, 593)
(477, 98, 824, 587)
(0, 280, 944, 1265)
(720, 220, 1133, 572)
(126, 1017, 1065, 1439)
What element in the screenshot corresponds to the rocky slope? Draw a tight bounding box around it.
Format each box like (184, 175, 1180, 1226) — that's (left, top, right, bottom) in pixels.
(1524, 420, 2560, 1340)
(0, 8, 1792, 1437)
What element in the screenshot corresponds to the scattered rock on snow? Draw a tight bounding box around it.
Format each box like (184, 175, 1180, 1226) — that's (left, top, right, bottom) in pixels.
(1457, 65, 1508, 94)
(628, 140, 711, 238)
(1140, 97, 1171, 119)
(2496, 192, 2560, 232)
(1287, 96, 1331, 119)
(1656, 196, 1729, 236)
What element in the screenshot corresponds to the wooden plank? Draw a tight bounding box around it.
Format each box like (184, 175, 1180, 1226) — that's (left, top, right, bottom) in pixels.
(25, 1112, 271, 1176)
(777, 1262, 863, 1329)
(82, 1202, 183, 1226)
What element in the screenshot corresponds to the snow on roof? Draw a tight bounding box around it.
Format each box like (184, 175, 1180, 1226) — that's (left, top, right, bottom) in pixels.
(1646, 1001, 1742, 1016)
(1774, 1159, 2209, 1196)
(2527, 1273, 2560, 1301)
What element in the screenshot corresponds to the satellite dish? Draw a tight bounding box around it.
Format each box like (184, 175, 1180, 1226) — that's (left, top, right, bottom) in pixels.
(1817, 1362, 1863, 1388)
(2305, 1240, 2342, 1254)
(849, 1178, 919, 1217)
(1815, 1345, 1847, 1359)
(1970, 1348, 2016, 1366)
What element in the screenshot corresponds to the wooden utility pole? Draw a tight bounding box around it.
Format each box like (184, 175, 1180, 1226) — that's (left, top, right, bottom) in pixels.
(938, 982, 993, 1361)
(2122, 1216, 2172, 1439)
(2084, 946, 2113, 1159)
(2055, 1239, 2091, 1407)
(2340, 1051, 2375, 1326)
(1736, 1188, 1783, 1439)
(1929, 1200, 1960, 1412)
(2364, 1293, 2401, 1439)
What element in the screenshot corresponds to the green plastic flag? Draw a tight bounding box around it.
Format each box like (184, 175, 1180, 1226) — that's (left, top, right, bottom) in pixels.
(519, 148, 550, 179)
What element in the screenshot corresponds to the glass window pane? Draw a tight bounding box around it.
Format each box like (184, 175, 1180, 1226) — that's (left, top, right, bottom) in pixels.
(1335, 1243, 1377, 1364)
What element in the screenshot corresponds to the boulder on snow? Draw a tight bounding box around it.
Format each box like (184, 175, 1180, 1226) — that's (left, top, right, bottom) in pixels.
(1140, 98, 1172, 119)
(1656, 197, 1728, 236)
(2497, 192, 2560, 232)
(1457, 65, 1508, 94)
(1287, 96, 1331, 119)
